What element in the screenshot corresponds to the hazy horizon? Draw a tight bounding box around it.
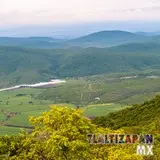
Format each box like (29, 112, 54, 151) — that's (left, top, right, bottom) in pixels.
(1, 0, 160, 38)
(0, 21, 160, 39)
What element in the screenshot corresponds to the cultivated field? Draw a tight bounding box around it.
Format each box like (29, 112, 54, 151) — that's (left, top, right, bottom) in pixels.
(0, 76, 160, 135)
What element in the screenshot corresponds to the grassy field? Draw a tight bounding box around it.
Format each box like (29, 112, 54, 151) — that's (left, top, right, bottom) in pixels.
(37, 77, 160, 105)
(82, 103, 129, 117)
(0, 86, 126, 135)
(0, 88, 52, 134)
(0, 75, 160, 135)
(0, 126, 24, 136)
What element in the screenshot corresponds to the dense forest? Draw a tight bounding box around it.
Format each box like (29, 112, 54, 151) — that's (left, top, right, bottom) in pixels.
(1, 41, 160, 88)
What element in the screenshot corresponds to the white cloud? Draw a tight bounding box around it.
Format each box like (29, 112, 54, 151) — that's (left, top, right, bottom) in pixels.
(0, 0, 160, 26)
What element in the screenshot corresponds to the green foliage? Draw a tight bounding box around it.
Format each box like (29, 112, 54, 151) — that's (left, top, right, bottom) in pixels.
(0, 106, 95, 159)
(1, 42, 160, 87)
(0, 106, 144, 160)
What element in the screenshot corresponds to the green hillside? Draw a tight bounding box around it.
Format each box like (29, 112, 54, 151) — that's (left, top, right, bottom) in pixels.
(1, 42, 160, 88)
(92, 95, 160, 129)
(107, 42, 160, 53)
(0, 46, 60, 87)
(68, 30, 152, 47)
(56, 47, 160, 77)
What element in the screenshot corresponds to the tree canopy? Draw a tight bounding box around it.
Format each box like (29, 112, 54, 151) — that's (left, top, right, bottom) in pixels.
(0, 105, 154, 160)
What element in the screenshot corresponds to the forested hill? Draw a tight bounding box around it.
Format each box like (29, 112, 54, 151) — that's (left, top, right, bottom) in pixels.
(107, 42, 160, 53)
(1, 42, 160, 88)
(68, 30, 150, 47)
(92, 95, 160, 129)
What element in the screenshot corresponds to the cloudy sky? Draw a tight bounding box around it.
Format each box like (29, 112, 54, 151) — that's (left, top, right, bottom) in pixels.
(0, 0, 160, 37)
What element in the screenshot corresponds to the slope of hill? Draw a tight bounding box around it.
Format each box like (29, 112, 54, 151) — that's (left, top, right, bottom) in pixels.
(107, 42, 160, 53)
(0, 46, 62, 87)
(1, 42, 160, 88)
(92, 95, 160, 129)
(67, 30, 151, 47)
(135, 31, 160, 36)
(55, 43, 160, 77)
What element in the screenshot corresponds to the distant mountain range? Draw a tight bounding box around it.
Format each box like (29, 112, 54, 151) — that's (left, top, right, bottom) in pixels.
(0, 37, 66, 48)
(67, 30, 149, 47)
(0, 30, 160, 48)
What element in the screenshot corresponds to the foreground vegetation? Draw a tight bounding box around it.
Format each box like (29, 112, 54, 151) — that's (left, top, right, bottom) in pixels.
(0, 106, 151, 160)
(0, 105, 159, 160)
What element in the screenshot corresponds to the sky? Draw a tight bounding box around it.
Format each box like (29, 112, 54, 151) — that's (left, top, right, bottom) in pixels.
(0, 0, 160, 37)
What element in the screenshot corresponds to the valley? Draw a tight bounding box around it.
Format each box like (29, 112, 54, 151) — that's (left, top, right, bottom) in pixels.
(1, 41, 160, 88)
(0, 74, 160, 135)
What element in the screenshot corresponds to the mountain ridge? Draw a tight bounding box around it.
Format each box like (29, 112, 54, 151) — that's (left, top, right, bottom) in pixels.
(0, 30, 158, 48)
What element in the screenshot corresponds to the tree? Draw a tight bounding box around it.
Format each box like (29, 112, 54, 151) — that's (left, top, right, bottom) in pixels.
(0, 105, 147, 160)
(0, 106, 95, 159)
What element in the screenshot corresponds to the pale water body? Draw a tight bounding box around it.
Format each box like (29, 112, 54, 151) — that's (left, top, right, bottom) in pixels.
(0, 79, 66, 92)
